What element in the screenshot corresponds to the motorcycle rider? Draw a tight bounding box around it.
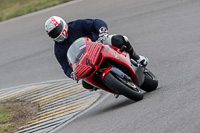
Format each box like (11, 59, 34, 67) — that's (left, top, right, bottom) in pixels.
(45, 16, 148, 90)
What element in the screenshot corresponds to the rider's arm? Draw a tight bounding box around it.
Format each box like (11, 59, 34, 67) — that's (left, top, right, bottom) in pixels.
(80, 19, 108, 34)
(54, 44, 73, 78)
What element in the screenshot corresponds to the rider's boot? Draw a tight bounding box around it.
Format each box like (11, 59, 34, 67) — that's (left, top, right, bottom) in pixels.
(88, 87, 98, 92)
(126, 42, 148, 67)
(82, 80, 99, 91)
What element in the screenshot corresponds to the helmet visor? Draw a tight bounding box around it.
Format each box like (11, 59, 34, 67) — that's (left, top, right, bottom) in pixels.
(48, 21, 64, 38)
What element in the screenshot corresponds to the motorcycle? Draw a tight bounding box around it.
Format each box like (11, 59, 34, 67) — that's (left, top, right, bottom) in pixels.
(67, 37, 158, 101)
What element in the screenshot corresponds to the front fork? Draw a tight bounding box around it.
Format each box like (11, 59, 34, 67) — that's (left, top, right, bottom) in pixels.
(100, 65, 140, 98)
(101, 65, 132, 82)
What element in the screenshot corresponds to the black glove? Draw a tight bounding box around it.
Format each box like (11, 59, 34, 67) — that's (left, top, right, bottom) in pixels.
(70, 72, 79, 82)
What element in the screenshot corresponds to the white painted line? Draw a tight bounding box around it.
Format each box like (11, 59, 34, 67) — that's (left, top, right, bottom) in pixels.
(49, 92, 111, 133)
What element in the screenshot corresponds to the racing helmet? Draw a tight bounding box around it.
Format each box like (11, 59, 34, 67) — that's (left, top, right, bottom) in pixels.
(45, 16, 68, 42)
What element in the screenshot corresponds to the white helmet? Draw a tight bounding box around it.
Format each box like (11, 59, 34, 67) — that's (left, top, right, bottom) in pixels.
(45, 16, 68, 42)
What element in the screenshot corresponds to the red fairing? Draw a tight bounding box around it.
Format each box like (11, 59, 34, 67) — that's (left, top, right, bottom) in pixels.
(100, 45, 137, 85)
(68, 37, 138, 94)
(72, 38, 103, 78)
(101, 66, 111, 80)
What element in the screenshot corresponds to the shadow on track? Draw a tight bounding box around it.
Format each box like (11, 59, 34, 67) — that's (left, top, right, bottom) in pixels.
(92, 98, 136, 115)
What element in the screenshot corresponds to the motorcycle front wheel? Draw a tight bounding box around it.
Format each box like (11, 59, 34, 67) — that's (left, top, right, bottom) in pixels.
(103, 72, 143, 101)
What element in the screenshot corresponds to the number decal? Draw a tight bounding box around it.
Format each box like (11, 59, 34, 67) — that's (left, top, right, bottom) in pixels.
(86, 58, 94, 67)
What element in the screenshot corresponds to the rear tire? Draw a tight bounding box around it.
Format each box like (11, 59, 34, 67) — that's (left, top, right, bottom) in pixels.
(103, 72, 143, 101)
(140, 68, 158, 92)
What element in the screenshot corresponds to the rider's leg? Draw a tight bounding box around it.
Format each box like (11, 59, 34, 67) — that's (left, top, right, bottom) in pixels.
(103, 34, 140, 60)
(103, 34, 148, 66)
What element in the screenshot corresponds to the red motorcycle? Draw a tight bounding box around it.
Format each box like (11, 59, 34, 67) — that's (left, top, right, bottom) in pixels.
(67, 37, 158, 101)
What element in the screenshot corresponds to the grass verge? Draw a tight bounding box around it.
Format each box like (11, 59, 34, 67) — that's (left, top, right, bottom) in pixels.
(0, 106, 14, 132)
(0, 0, 72, 22)
(0, 101, 39, 133)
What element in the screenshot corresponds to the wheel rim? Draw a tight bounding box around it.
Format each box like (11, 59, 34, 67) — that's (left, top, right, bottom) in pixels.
(114, 75, 141, 93)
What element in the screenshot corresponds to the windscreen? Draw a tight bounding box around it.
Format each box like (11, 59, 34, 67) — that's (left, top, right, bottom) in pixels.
(67, 37, 87, 64)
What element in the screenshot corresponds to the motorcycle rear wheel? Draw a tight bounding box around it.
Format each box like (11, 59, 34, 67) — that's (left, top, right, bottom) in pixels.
(140, 68, 158, 92)
(103, 72, 143, 101)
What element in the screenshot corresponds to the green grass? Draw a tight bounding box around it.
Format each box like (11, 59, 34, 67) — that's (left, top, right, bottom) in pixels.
(0, 123, 13, 133)
(0, 101, 39, 133)
(0, 105, 15, 132)
(0, 0, 72, 22)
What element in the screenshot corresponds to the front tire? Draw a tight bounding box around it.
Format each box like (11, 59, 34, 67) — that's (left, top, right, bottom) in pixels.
(103, 72, 143, 101)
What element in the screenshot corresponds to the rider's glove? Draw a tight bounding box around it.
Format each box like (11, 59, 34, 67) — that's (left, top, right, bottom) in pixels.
(136, 55, 149, 67)
(70, 72, 78, 81)
(98, 26, 108, 43)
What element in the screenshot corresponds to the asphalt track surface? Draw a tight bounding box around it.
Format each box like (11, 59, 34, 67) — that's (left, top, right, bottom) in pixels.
(0, 0, 200, 133)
